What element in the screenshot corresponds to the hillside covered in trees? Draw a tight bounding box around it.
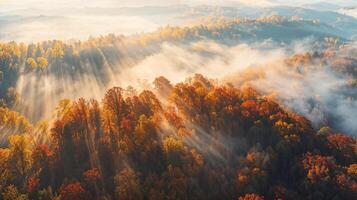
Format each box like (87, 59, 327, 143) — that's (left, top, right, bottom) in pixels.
(0, 16, 348, 123)
(1, 1, 357, 199)
(0, 74, 356, 200)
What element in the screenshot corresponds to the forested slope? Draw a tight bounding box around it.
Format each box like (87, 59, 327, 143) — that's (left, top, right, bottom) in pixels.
(0, 74, 355, 200)
(0, 14, 356, 200)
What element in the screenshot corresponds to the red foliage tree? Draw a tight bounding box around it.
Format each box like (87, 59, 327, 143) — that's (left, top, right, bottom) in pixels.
(27, 176, 40, 194)
(238, 193, 264, 200)
(59, 182, 87, 200)
(302, 153, 337, 183)
(327, 133, 356, 164)
(83, 168, 101, 182)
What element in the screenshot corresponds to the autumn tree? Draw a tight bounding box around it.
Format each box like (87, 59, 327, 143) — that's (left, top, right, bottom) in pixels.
(238, 193, 264, 200)
(31, 144, 54, 188)
(26, 58, 37, 69)
(59, 182, 87, 200)
(115, 168, 143, 200)
(36, 57, 48, 70)
(7, 135, 32, 187)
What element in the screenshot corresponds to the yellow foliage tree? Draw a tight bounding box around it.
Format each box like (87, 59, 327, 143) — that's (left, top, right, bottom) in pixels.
(36, 57, 49, 70)
(26, 58, 37, 69)
(8, 134, 32, 179)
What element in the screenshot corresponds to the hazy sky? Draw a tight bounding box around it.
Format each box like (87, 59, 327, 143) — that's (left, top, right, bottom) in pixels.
(0, 0, 356, 9)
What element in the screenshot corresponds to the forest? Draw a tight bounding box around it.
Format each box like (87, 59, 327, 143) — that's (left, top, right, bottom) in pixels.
(0, 72, 356, 199)
(1, 1, 357, 199)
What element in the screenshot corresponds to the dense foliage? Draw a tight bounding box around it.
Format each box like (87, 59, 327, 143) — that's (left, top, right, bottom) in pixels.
(0, 16, 355, 199)
(0, 74, 355, 200)
(0, 16, 345, 123)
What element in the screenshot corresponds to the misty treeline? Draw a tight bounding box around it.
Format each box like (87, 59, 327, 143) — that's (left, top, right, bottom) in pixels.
(0, 74, 355, 200)
(0, 15, 343, 107)
(228, 49, 357, 135)
(1, 35, 353, 128)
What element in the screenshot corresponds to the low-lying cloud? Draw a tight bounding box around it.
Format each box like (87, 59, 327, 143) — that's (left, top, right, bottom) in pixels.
(15, 40, 357, 135)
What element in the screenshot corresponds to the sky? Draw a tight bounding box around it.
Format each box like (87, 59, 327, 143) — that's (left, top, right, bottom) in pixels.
(0, 1, 356, 15)
(0, 0, 356, 9)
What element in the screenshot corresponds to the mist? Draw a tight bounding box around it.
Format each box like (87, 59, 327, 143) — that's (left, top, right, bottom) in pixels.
(12, 37, 357, 135)
(13, 41, 285, 121)
(127, 41, 357, 134)
(0, 15, 161, 43)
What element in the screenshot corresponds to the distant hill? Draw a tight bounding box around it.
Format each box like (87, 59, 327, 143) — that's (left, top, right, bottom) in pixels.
(1, 4, 357, 42)
(186, 5, 357, 39)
